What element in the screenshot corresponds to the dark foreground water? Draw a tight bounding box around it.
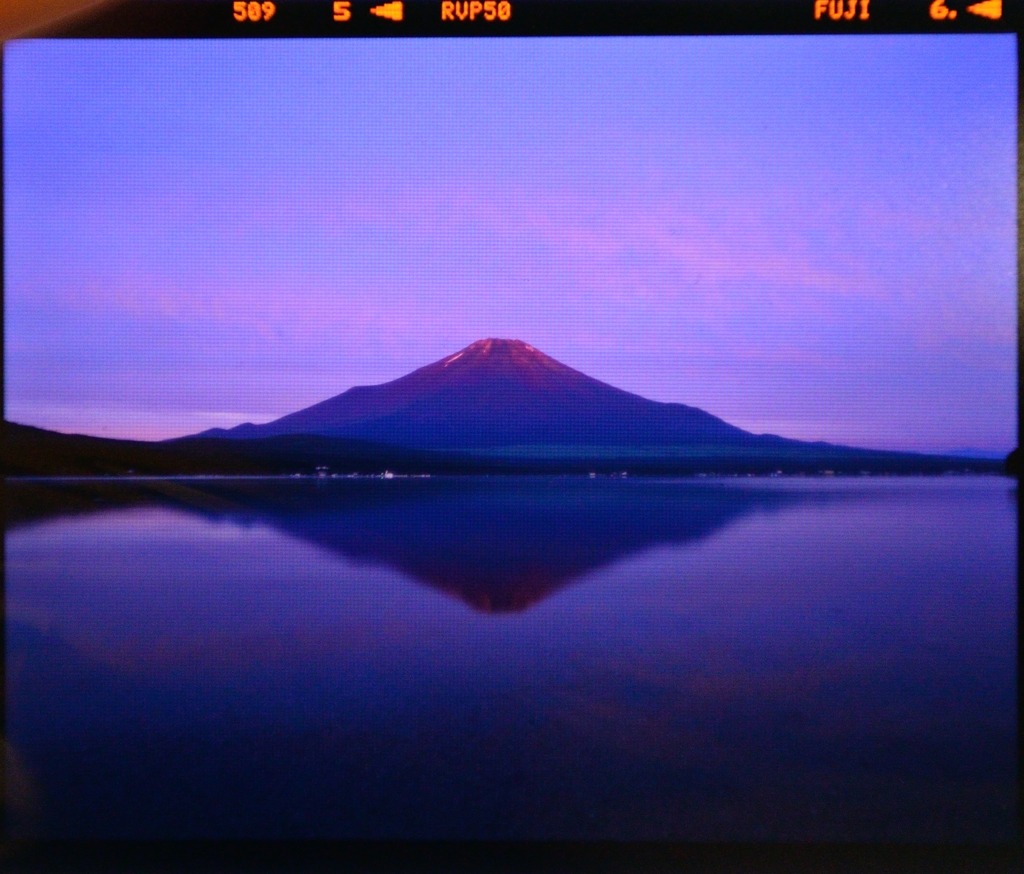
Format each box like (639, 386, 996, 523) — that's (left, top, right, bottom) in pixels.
(4, 476, 1017, 840)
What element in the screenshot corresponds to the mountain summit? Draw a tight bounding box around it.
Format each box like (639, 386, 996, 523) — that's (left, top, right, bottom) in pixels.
(201, 339, 769, 450)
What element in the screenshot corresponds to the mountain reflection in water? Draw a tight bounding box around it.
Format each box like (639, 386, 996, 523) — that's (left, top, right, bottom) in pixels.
(7, 477, 812, 612)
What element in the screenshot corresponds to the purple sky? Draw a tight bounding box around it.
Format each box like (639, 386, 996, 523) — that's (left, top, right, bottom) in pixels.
(3, 35, 1017, 453)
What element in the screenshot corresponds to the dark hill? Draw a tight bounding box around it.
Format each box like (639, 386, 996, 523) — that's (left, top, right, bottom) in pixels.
(2, 421, 461, 479)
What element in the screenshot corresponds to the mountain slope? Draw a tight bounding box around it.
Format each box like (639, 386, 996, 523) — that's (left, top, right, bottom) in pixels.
(201, 338, 785, 451)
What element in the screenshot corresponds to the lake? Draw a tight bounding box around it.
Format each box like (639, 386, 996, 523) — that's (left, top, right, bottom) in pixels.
(4, 476, 1017, 840)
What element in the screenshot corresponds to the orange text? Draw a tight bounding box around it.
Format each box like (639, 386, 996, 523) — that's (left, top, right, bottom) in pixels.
(441, 1, 512, 21)
(233, 0, 275, 21)
(813, 0, 869, 18)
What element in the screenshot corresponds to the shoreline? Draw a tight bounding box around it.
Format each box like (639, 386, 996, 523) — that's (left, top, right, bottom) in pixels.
(5, 469, 1013, 483)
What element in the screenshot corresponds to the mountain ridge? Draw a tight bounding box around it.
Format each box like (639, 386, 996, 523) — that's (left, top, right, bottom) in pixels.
(4, 420, 1006, 481)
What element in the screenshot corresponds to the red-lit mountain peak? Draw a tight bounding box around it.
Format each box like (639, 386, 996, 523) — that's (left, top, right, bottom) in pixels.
(419, 338, 588, 387)
(445, 338, 548, 362)
(434, 338, 568, 370)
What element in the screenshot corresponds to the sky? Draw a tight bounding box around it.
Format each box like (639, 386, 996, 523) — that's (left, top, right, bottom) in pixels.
(3, 35, 1018, 453)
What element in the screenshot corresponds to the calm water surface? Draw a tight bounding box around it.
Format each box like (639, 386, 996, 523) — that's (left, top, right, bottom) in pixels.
(4, 476, 1017, 839)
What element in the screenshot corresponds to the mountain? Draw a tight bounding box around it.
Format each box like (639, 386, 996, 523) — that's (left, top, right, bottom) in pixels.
(198, 338, 792, 451)
(6, 340, 1009, 479)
